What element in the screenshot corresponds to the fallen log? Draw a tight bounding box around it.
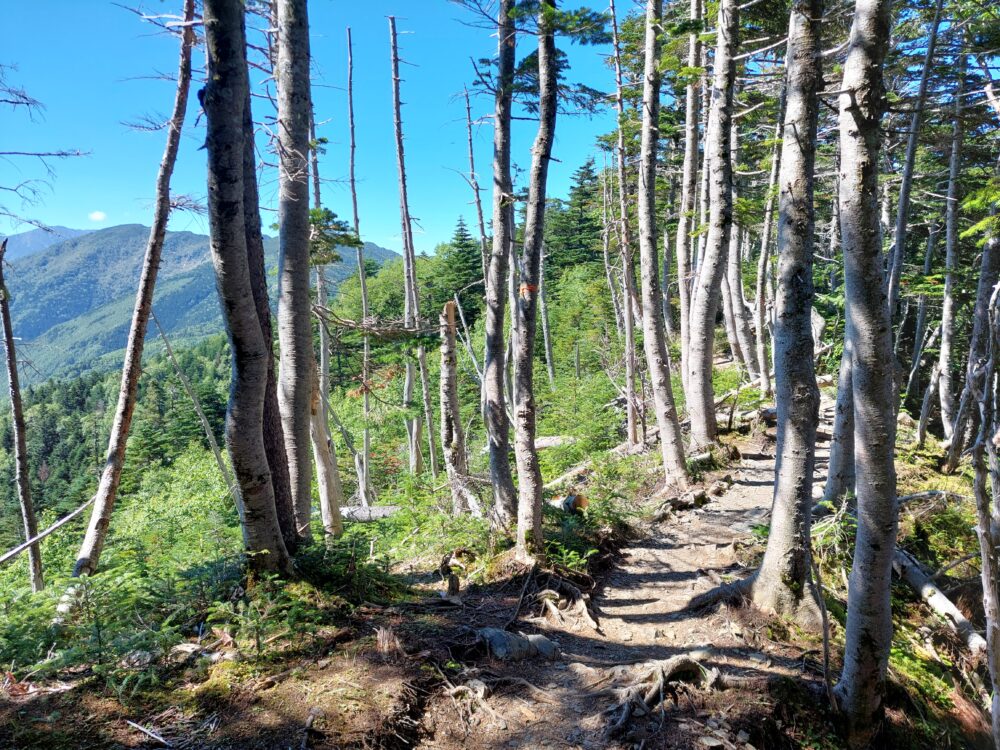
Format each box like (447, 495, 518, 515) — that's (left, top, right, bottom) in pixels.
(341, 506, 400, 522)
(892, 548, 986, 658)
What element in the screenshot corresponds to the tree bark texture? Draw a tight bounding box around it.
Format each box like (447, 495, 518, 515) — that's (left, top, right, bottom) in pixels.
(750, 0, 822, 627)
(483, 0, 518, 527)
(834, 0, 897, 741)
(276, 0, 315, 543)
(514, 0, 557, 559)
(202, 0, 292, 575)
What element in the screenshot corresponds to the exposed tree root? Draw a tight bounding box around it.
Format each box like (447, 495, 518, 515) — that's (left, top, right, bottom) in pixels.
(599, 655, 722, 738)
(684, 571, 754, 613)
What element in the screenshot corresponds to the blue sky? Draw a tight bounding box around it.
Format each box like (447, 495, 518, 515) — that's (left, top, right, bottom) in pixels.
(1, 1, 622, 253)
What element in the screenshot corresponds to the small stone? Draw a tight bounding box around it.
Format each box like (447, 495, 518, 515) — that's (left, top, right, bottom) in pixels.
(698, 738, 724, 747)
(737, 730, 751, 743)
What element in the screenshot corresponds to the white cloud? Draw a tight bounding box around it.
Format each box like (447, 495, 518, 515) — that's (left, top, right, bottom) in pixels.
(88, 210, 107, 222)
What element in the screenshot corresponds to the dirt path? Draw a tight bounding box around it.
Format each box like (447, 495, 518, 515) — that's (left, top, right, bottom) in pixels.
(417, 406, 838, 750)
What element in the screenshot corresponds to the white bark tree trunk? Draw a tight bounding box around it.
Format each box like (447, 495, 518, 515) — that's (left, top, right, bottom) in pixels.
(750, 0, 822, 627)
(514, 0, 557, 560)
(276, 0, 315, 543)
(637, 0, 687, 484)
(687, 0, 738, 447)
(937, 55, 966, 439)
(834, 0, 897, 741)
(483, 0, 518, 527)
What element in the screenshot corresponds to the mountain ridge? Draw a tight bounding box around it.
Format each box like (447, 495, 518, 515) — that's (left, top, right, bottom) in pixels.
(3, 224, 397, 384)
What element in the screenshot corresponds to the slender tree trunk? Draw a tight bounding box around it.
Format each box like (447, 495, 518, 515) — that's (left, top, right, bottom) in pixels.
(938, 54, 966, 439)
(602, 172, 625, 338)
(514, 1, 557, 560)
(727, 127, 760, 381)
(74, 0, 195, 576)
(483, 0, 518, 527)
(311, 358, 344, 538)
(823, 341, 856, 505)
(885, 0, 943, 321)
(906, 228, 937, 393)
(308, 112, 347, 533)
(441, 302, 483, 517)
(389, 17, 438, 478)
(721, 273, 746, 367)
(948, 213, 1000, 471)
(687, 0, 738, 447)
(750, 0, 822, 627)
(834, 0, 897, 741)
(540, 245, 556, 389)
(695, 53, 712, 275)
(905, 323, 939, 406)
(346, 27, 373, 507)
(276, 0, 315, 543)
(610, 0, 640, 449)
(637, 0, 687, 484)
(675, 0, 701, 389)
(755, 103, 782, 398)
(917, 361, 941, 447)
(202, 0, 292, 575)
(0, 240, 43, 591)
(971, 282, 1000, 750)
(465, 87, 490, 285)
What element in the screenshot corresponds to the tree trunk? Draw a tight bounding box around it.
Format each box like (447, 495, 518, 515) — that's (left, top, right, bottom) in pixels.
(885, 0, 943, 321)
(346, 27, 373, 507)
(637, 0, 687, 484)
(276, 0, 315, 543)
(754, 105, 782, 399)
(675, 0, 701, 389)
(465, 87, 490, 285)
(686, 0, 738, 448)
(540, 245, 556, 389)
(202, 0, 292, 575)
(610, 0, 641, 449)
(917, 361, 941, 447)
(602, 172, 625, 338)
(514, 0, 557, 560)
(834, 0, 897, 741)
(946, 205, 999, 471)
(971, 281, 1000, 749)
(483, 0, 518, 527)
(938, 54, 966, 440)
(721, 273, 747, 367)
(906, 228, 937, 399)
(441, 302, 483, 517)
(311, 357, 344, 538)
(823, 341, 856, 505)
(726, 128, 760, 381)
(389, 17, 438, 479)
(243, 82, 298, 550)
(0, 240, 43, 591)
(750, 0, 822, 627)
(73, 0, 195, 576)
